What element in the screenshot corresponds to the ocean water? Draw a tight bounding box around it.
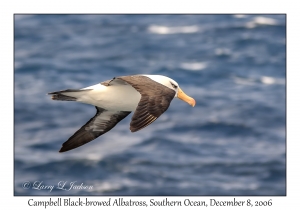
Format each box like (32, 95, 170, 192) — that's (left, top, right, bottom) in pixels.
(14, 14, 286, 196)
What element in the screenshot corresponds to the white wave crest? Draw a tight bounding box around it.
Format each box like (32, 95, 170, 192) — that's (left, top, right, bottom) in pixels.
(233, 14, 247, 19)
(148, 25, 200, 34)
(180, 62, 207, 71)
(260, 76, 285, 85)
(245, 16, 278, 29)
(233, 76, 285, 85)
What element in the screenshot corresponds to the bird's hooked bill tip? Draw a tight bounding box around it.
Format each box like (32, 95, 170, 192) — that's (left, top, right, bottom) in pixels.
(177, 88, 196, 107)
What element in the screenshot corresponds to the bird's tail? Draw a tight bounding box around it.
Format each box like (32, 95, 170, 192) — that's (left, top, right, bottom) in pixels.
(48, 89, 91, 101)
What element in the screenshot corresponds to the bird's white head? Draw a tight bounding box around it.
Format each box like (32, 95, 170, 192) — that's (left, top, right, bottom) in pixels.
(145, 75, 196, 107)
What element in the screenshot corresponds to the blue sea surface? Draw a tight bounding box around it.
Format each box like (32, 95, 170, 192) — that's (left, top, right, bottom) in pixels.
(14, 14, 286, 195)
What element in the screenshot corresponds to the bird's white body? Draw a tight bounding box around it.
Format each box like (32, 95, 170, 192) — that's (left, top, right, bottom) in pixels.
(63, 83, 141, 111)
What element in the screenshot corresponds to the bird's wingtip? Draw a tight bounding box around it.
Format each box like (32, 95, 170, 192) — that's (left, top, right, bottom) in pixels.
(59, 147, 67, 153)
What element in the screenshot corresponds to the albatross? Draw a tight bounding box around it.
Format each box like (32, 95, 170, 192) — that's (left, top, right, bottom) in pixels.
(48, 75, 196, 152)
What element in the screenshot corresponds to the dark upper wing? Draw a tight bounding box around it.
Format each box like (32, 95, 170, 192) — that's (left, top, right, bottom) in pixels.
(116, 75, 176, 132)
(59, 107, 131, 152)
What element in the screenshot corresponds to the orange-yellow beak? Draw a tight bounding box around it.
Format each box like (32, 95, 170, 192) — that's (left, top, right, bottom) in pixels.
(177, 88, 196, 107)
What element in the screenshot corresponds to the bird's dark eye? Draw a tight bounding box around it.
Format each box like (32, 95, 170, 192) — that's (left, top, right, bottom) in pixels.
(170, 82, 178, 89)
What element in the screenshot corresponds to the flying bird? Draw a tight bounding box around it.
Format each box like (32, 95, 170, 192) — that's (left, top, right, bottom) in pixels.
(48, 75, 196, 152)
